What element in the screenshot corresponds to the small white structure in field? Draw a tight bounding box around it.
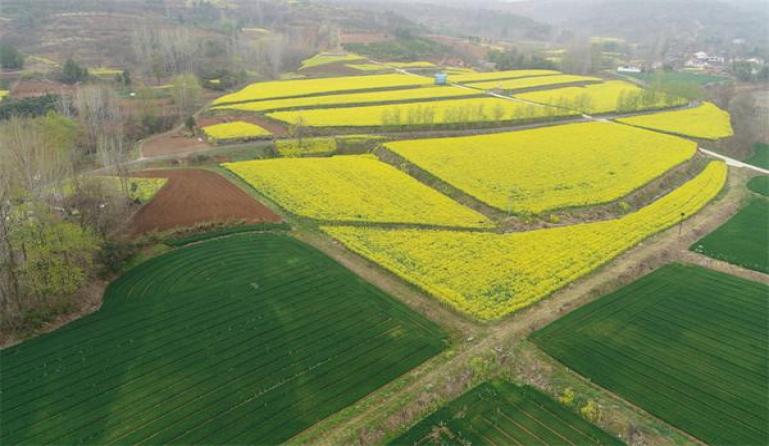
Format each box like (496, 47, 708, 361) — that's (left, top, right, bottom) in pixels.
(616, 65, 642, 73)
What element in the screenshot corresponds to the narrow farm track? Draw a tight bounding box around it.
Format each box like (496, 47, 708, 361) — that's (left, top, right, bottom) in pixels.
(290, 169, 750, 446)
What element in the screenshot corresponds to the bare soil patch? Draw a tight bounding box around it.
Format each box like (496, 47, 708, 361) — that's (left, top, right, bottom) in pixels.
(10, 79, 75, 98)
(141, 132, 211, 158)
(128, 169, 281, 235)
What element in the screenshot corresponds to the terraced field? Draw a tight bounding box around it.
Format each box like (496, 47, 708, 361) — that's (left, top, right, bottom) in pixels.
(467, 74, 602, 92)
(391, 380, 622, 446)
(325, 162, 726, 320)
(690, 198, 769, 273)
(452, 69, 560, 83)
(213, 86, 479, 113)
(515, 80, 685, 114)
(616, 102, 733, 140)
(267, 97, 573, 128)
(385, 122, 697, 213)
(531, 264, 769, 446)
(0, 234, 445, 445)
(223, 155, 492, 227)
(300, 52, 365, 70)
(201, 121, 271, 141)
(213, 74, 433, 106)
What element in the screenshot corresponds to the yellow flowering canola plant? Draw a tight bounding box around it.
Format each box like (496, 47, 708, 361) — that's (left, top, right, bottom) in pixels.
(324, 161, 727, 321)
(213, 74, 433, 105)
(213, 86, 477, 113)
(452, 69, 561, 83)
(515, 80, 686, 114)
(222, 155, 492, 227)
(202, 121, 271, 140)
(616, 102, 733, 140)
(64, 177, 167, 203)
(267, 97, 574, 127)
(468, 74, 602, 91)
(386, 121, 697, 214)
(123, 177, 167, 202)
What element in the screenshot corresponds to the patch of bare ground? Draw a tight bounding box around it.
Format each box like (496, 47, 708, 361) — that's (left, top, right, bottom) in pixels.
(127, 169, 281, 236)
(140, 131, 211, 158)
(140, 130, 211, 158)
(289, 168, 748, 446)
(10, 79, 76, 98)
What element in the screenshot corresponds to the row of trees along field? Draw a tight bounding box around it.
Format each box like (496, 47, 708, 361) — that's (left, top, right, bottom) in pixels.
(0, 76, 201, 336)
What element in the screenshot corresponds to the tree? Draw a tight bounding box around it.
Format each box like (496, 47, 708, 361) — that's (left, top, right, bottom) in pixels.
(288, 116, 306, 148)
(185, 115, 197, 133)
(117, 69, 132, 87)
(59, 58, 89, 84)
(170, 73, 202, 116)
(0, 43, 24, 69)
(0, 114, 95, 330)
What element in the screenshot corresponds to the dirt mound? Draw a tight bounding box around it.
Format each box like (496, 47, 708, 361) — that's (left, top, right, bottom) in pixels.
(128, 169, 281, 235)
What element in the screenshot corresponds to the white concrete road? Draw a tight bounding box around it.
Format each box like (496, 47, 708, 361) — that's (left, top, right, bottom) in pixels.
(699, 147, 769, 175)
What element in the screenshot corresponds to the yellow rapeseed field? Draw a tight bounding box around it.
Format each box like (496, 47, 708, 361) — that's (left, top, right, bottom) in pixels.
(616, 102, 733, 140)
(468, 74, 602, 91)
(267, 97, 575, 127)
(223, 155, 492, 227)
(386, 121, 697, 213)
(452, 69, 561, 83)
(325, 161, 727, 320)
(0, 90, 8, 100)
(276, 137, 337, 157)
(515, 80, 686, 114)
(213, 86, 477, 113)
(201, 121, 271, 141)
(299, 52, 366, 70)
(90, 67, 123, 77)
(346, 64, 392, 72)
(388, 61, 437, 68)
(213, 74, 433, 105)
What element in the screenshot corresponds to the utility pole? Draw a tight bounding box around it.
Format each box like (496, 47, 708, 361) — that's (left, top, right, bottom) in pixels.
(678, 212, 685, 236)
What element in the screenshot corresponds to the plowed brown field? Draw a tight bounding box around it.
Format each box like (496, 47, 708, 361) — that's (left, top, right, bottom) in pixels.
(129, 169, 281, 235)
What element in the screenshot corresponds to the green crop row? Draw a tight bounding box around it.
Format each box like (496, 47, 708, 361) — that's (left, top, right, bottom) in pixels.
(0, 234, 445, 445)
(391, 379, 622, 445)
(690, 199, 769, 273)
(531, 264, 769, 446)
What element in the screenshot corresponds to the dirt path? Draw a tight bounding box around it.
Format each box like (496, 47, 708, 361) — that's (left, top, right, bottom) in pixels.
(290, 168, 751, 446)
(128, 169, 281, 235)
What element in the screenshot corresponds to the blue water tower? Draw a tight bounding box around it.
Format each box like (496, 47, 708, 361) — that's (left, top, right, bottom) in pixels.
(435, 72, 448, 86)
